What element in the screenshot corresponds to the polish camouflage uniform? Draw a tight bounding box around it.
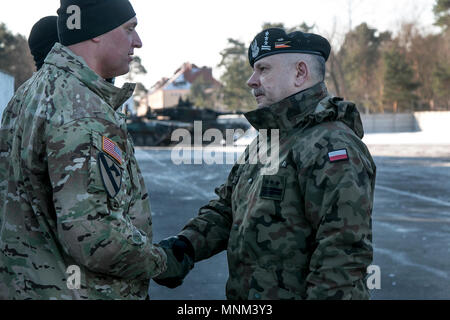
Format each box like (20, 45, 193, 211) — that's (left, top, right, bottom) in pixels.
(0, 43, 167, 300)
(179, 82, 376, 300)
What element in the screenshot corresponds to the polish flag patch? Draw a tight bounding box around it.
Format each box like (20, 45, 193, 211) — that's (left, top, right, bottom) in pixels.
(328, 149, 349, 162)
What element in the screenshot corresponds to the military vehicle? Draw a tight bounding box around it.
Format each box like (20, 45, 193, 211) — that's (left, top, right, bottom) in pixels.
(126, 117, 192, 146)
(127, 100, 250, 146)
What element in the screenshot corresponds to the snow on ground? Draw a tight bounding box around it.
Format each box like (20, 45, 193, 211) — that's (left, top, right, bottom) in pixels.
(136, 130, 450, 160)
(233, 128, 450, 146)
(231, 130, 450, 158)
(362, 131, 450, 145)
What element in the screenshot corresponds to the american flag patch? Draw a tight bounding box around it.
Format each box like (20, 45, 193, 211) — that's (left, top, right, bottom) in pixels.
(328, 149, 348, 162)
(102, 136, 123, 164)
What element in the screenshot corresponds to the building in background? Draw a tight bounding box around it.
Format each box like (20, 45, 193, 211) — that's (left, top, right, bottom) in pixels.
(136, 62, 220, 116)
(0, 69, 14, 118)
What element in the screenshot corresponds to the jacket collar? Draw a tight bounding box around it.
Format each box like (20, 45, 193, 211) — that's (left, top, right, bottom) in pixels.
(244, 82, 329, 132)
(44, 43, 135, 110)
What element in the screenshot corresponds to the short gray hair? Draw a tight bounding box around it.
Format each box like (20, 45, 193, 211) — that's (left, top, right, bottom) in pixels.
(310, 55, 326, 82)
(285, 53, 326, 83)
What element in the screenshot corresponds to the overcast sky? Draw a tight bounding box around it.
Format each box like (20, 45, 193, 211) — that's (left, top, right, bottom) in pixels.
(0, 0, 438, 88)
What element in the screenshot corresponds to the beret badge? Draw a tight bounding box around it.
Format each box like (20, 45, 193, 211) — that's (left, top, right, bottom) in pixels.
(251, 39, 259, 59)
(248, 28, 331, 67)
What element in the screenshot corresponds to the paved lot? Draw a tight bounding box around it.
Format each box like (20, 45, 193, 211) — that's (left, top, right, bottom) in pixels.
(138, 144, 450, 300)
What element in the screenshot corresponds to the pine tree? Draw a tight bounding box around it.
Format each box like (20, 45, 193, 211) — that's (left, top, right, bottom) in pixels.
(432, 62, 450, 108)
(189, 75, 214, 108)
(433, 0, 450, 30)
(0, 23, 34, 90)
(383, 48, 420, 112)
(218, 39, 254, 111)
(338, 23, 391, 112)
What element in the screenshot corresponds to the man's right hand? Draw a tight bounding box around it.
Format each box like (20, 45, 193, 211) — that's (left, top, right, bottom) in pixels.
(153, 235, 195, 288)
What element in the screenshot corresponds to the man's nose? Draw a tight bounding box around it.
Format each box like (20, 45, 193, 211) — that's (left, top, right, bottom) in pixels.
(133, 31, 143, 48)
(247, 72, 259, 88)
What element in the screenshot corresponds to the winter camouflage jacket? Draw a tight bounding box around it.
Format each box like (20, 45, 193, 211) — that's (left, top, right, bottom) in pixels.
(179, 82, 376, 300)
(0, 43, 166, 300)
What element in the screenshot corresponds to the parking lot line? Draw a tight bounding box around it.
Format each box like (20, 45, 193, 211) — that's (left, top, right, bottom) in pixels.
(376, 185, 450, 208)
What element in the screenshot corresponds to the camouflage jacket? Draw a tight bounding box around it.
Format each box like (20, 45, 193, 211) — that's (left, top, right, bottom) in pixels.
(180, 82, 376, 300)
(0, 43, 166, 300)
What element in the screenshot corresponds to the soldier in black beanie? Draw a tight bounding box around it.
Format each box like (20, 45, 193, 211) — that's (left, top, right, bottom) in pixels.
(28, 16, 59, 71)
(56, 0, 141, 79)
(0, 0, 174, 300)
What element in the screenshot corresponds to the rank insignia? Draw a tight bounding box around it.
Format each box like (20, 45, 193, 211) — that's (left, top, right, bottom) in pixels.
(259, 175, 286, 201)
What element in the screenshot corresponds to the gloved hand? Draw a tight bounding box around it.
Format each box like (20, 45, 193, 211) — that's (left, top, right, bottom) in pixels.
(153, 235, 195, 288)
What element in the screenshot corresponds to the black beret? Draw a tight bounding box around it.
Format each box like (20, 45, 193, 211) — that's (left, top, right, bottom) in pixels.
(28, 16, 59, 70)
(248, 28, 331, 67)
(57, 0, 136, 46)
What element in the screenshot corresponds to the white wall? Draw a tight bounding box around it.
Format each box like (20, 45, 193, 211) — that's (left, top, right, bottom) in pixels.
(0, 71, 14, 119)
(413, 111, 450, 133)
(360, 111, 450, 134)
(361, 113, 416, 133)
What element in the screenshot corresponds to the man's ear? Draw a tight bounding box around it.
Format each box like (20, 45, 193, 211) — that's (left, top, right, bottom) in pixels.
(294, 61, 308, 87)
(91, 36, 101, 43)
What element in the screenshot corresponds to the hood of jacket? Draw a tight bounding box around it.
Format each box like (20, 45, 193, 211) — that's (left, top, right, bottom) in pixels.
(244, 82, 364, 138)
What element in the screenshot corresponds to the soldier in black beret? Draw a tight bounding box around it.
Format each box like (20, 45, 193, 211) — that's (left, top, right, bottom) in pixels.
(247, 27, 331, 108)
(248, 28, 331, 68)
(157, 27, 376, 301)
(28, 16, 59, 71)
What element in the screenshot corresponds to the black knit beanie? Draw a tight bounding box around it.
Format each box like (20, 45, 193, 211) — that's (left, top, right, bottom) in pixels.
(57, 0, 136, 46)
(28, 16, 59, 70)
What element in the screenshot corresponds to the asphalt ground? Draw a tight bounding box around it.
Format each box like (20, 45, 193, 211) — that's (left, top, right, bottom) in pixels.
(137, 144, 450, 300)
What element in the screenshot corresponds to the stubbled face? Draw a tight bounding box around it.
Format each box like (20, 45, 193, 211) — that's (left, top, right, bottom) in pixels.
(247, 54, 298, 108)
(97, 17, 142, 78)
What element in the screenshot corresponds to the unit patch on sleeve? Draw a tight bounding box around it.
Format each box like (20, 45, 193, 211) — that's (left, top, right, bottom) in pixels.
(98, 152, 122, 198)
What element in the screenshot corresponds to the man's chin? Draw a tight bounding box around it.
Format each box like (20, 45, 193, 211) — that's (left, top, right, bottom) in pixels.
(256, 101, 268, 108)
(255, 97, 267, 108)
(115, 65, 131, 78)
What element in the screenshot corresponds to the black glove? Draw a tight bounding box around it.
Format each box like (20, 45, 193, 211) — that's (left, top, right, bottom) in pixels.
(153, 235, 195, 288)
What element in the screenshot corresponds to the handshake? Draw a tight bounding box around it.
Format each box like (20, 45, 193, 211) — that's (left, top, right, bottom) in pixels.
(153, 235, 195, 288)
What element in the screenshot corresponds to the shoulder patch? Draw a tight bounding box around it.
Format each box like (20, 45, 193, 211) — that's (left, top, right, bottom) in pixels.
(328, 149, 349, 162)
(102, 136, 123, 165)
(98, 152, 122, 198)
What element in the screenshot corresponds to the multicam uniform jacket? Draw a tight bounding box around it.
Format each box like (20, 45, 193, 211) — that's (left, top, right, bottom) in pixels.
(0, 43, 166, 300)
(180, 82, 376, 300)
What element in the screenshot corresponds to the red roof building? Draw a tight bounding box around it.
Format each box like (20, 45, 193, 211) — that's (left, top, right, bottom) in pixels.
(143, 62, 220, 113)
